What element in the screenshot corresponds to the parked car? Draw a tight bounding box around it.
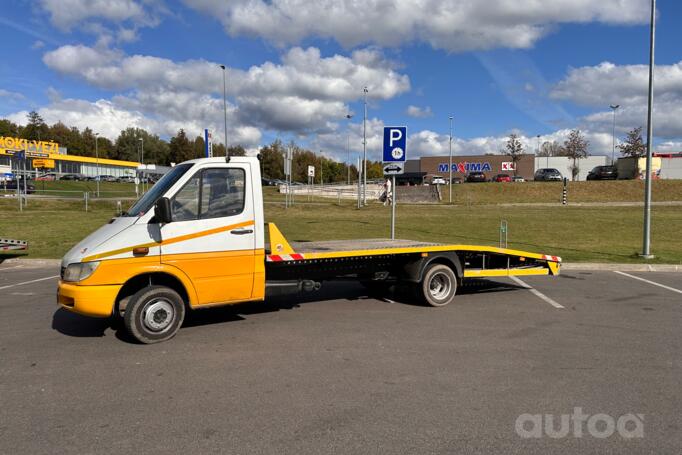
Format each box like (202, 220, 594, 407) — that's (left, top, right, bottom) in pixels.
(534, 168, 563, 181)
(36, 173, 57, 181)
(60, 174, 82, 181)
(432, 177, 446, 185)
(511, 176, 525, 182)
(117, 176, 136, 183)
(465, 171, 487, 183)
(451, 177, 463, 184)
(1, 179, 36, 194)
(95, 175, 117, 182)
(586, 165, 618, 180)
(261, 178, 277, 186)
(493, 174, 512, 183)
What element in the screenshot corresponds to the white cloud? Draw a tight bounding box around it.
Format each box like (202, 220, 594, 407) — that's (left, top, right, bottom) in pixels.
(552, 60, 682, 139)
(0, 89, 25, 101)
(43, 45, 409, 101)
(7, 98, 154, 139)
(551, 61, 682, 107)
(42, 44, 410, 136)
(7, 95, 262, 148)
(37, 0, 159, 30)
(406, 105, 433, 118)
(183, 0, 649, 52)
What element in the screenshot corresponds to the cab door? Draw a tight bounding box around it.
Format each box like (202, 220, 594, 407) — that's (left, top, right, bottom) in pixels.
(160, 163, 256, 305)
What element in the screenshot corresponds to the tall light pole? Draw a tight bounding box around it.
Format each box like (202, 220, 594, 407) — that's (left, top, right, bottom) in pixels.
(95, 133, 100, 197)
(346, 113, 353, 185)
(448, 116, 453, 203)
(610, 104, 620, 164)
(642, 0, 656, 259)
(139, 137, 144, 192)
(362, 86, 368, 206)
(220, 64, 229, 158)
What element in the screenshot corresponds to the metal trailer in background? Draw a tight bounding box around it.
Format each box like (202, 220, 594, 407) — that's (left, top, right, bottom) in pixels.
(0, 238, 28, 264)
(658, 157, 682, 179)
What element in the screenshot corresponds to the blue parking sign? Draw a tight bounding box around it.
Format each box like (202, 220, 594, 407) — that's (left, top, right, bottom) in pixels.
(383, 126, 407, 162)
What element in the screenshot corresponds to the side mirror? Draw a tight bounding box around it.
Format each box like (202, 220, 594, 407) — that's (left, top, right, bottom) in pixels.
(154, 197, 172, 224)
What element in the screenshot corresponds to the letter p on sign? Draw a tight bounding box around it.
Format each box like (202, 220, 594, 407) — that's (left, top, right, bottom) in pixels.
(383, 126, 407, 162)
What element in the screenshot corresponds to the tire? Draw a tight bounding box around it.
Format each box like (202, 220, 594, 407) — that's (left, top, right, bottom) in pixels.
(418, 263, 457, 307)
(124, 285, 186, 344)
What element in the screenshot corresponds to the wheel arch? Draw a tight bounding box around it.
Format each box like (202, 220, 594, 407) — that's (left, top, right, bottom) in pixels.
(114, 266, 198, 314)
(402, 252, 463, 284)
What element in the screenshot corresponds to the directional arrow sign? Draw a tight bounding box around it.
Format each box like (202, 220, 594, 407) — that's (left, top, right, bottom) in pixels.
(383, 162, 404, 175)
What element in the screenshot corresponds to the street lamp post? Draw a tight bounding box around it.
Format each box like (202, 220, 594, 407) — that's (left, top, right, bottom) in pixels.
(95, 133, 100, 197)
(362, 87, 368, 206)
(448, 116, 453, 204)
(346, 114, 353, 185)
(220, 64, 229, 158)
(642, 0, 656, 259)
(139, 137, 144, 192)
(610, 104, 620, 164)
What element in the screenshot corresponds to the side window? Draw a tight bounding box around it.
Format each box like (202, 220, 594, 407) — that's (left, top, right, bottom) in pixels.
(200, 168, 246, 219)
(172, 173, 200, 221)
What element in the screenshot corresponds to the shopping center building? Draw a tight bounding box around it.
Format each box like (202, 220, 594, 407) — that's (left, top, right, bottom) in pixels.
(0, 136, 138, 178)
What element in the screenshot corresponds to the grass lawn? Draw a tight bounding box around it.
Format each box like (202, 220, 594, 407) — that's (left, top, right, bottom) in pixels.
(1, 197, 680, 263)
(263, 179, 682, 205)
(1, 180, 138, 199)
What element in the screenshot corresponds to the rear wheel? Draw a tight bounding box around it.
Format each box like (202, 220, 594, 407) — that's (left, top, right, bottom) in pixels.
(124, 285, 185, 344)
(418, 263, 457, 307)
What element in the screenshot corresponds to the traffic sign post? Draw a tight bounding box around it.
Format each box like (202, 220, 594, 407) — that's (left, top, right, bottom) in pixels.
(383, 126, 406, 239)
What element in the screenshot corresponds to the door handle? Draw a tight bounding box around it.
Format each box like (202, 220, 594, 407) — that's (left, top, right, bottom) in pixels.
(230, 228, 253, 235)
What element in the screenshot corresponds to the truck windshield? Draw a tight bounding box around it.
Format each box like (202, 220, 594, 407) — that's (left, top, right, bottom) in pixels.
(124, 164, 193, 217)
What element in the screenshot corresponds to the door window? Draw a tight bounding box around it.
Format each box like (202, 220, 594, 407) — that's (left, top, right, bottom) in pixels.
(171, 168, 245, 221)
(200, 168, 245, 219)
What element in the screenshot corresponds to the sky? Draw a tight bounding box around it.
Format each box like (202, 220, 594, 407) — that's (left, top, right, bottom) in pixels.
(1, 0, 681, 162)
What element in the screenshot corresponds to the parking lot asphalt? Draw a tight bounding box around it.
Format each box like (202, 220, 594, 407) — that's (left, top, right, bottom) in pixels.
(1, 264, 680, 454)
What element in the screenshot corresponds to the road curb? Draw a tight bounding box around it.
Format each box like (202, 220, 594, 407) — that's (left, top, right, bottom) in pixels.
(562, 263, 682, 272)
(2, 258, 61, 267)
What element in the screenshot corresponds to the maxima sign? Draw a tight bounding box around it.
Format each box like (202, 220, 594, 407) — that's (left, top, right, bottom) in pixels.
(438, 161, 492, 173)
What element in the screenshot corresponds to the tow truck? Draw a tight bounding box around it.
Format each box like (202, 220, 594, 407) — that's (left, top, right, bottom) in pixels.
(57, 157, 561, 344)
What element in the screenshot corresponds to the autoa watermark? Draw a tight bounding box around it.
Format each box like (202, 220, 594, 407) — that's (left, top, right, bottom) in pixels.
(515, 408, 644, 439)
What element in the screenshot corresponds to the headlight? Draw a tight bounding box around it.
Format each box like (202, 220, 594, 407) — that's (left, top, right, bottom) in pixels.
(62, 262, 100, 282)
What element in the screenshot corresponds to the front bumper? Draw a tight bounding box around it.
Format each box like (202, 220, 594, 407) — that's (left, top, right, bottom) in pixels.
(57, 281, 121, 318)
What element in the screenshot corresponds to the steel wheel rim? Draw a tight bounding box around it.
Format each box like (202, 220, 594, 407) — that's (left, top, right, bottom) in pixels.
(141, 298, 175, 332)
(429, 272, 451, 301)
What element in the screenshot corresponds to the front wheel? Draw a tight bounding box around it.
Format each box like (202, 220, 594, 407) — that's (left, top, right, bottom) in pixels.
(418, 263, 458, 307)
(124, 286, 186, 344)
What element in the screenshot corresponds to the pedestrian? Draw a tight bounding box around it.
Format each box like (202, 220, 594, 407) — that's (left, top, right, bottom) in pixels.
(382, 177, 392, 206)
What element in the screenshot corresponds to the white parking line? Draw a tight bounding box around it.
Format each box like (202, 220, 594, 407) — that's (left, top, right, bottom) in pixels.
(509, 276, 565, 309)
(0, 275, 59, 290)
(614, 271, 682, 295)
(0, 265, 25, 271)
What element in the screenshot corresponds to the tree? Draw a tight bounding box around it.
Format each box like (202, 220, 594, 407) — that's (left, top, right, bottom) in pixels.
(505, 133, 524, 175)
(259, 140, 285, 179)
(22, 111, 48, 141)
(168, 129, 194, 164)
(562, 129, 589, 181)
(113, 128, 146, 162)
(227, 145, 246, 157)
(538, 141, 564, 157)
(618, 126, 646, 158)
(0, 119, 20, 137)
